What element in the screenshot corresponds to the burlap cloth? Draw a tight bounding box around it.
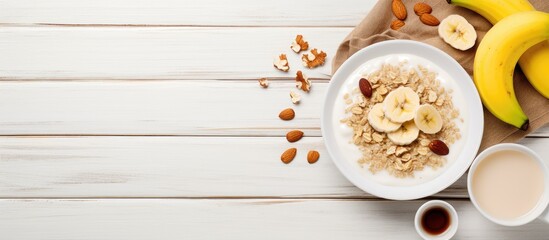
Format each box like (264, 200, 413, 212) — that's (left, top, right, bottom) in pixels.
(332, 0, 549, 151)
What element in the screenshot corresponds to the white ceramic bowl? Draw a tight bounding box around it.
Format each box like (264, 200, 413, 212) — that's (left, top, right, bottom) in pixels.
(468, 143, 549, 226)
(415, 200, 458, 240)
(321, 40, 484, 200)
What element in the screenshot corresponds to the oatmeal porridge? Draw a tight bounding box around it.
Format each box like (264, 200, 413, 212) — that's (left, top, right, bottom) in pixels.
(340, 61, 462, 178)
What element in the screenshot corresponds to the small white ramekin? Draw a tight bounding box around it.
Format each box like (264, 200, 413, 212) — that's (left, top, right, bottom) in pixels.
(414, 200, 458, 240)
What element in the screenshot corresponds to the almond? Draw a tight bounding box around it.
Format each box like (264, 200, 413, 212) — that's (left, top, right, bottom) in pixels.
(286, 130, 304, 143)
(279, 108, 295, 121)
(359, 78, 373, 98)
(429, 140, 449, 155)
(281, 148, 297, 164)
(307, 150, 320, 164)
(414, 3, 432, 16)
(420, 13, 440, 26)
(390, 19, 405, 30)
(391, 0, 407, 20)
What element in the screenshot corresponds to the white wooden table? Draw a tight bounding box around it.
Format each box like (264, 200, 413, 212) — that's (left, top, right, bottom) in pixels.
(1, 0, 548, 239)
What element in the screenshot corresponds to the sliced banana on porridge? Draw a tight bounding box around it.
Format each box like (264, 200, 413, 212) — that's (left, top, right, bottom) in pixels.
(341, 62, 462, 177)
(387, 121, 420, 145)
(383, 86, 420, 123)
(368, 103, 402, 132)
(415, 104, 443, 134)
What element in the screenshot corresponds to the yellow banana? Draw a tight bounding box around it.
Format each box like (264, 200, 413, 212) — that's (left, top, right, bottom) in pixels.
(474, 11, 549, 130)
(448, 0, 549, 98)
(520, 41, 549, 98)
(447, 0, 533, 23)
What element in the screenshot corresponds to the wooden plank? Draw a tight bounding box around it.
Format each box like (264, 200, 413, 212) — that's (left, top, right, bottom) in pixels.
(0, 0, 375, 27)
(0, 199, 547, 239)
(0, 27, 349, 80)
(1, 81, 548, 137)
(0, 136, 465, 198)
(2, 137, 548, 198)
(0, 81, 323, 136)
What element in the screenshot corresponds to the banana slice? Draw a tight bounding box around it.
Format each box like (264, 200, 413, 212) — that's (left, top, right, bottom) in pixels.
(387, 121, 420, 145)
(368, 103, 402, 132)
(383, 86, 420, 123)
(414, 104, 443, 134)
(438, 14, 477, 51)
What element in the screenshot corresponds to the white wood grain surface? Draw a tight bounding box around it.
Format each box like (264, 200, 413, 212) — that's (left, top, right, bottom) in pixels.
(0, 27, 346, 80)
(1, 199, 548, 240)
(1, 0, 549, 238)
(1, 137, 547, 198)
(0, 81, 323, 136)
(0, 0, 375, 26)
(0, 136, 467, 198)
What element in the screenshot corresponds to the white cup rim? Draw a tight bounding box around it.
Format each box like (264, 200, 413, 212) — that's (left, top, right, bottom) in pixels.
(467, 143, 549, 226)
(414, 200, 458, 240)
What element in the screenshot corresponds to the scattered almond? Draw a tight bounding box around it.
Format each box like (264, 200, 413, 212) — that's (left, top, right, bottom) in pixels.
(391, 0, 407, 20)
(296, 71, 311, 92)
(290, 91, 301, 104)
(302, 49, 327, 69)
(273, 54, 290, 72)
(420, 13, 440, 26)
(429, 139, 449, 155)
(290, 35, 309, 53)
(307, 150, 320, 164)
(286, 130, 304, 143)
(414, 3, 432, 16)
(359, 78, 373, 98)
(258, 78, 269, 88)
(390, 19, 405, 30)
(279, 108, 295, 121)
(281, 148, 297, 164)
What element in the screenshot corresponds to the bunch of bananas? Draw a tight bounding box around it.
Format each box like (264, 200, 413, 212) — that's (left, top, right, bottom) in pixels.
(448, 0, 549, 130)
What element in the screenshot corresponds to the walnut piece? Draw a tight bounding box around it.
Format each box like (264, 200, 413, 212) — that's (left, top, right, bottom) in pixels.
(290, 91, 301, 104)
(290, 35, 309, 53)
(258, 78, 269, 88)
(302, 49, 327, 69)
(295, 70, 311, 92)
(273, 54, 290, 72)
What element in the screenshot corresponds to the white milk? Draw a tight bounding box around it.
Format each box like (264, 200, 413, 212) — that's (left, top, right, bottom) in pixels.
(472, 150, 545, 220)
(332, 54, 467, 186)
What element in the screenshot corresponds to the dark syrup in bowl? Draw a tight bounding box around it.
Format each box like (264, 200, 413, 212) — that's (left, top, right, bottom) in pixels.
(421, 207, 450, 235)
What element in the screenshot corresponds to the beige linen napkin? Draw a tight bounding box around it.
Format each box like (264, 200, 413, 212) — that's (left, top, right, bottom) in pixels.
(332, 0, 549, 151)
